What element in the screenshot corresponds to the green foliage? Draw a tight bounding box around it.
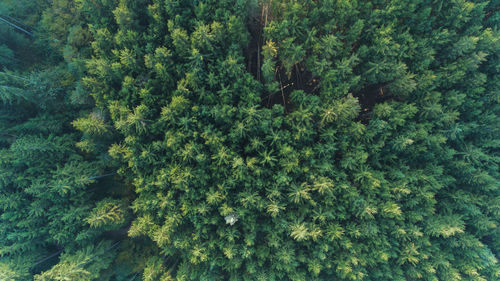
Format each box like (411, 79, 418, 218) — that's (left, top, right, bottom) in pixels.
(0, 262, 19, 281)
(85, 199, 128, 229)
(0, 1, 140, 280)
(34, 241, 117, 281)
(1, 0, 500, 280)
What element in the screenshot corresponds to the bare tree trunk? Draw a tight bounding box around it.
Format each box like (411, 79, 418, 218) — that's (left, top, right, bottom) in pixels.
(0, 16, 33, 37)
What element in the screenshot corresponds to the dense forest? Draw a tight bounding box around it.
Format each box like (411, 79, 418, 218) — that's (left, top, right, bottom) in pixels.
(0, 0, 499, 280)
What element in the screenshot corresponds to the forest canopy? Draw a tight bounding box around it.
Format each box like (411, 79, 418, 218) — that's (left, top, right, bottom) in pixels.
(0, 0, 499, 280)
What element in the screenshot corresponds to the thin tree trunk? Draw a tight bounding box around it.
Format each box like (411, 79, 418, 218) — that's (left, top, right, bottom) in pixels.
(2, 72, 27, 81)
(88, 172, 116, 180)
(31, 249, 63, 267)
(0, 16, 33, 37)
(0, 54, 21, 63)
(2, 14, 32, 30)
(278, 71, 287, 113)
